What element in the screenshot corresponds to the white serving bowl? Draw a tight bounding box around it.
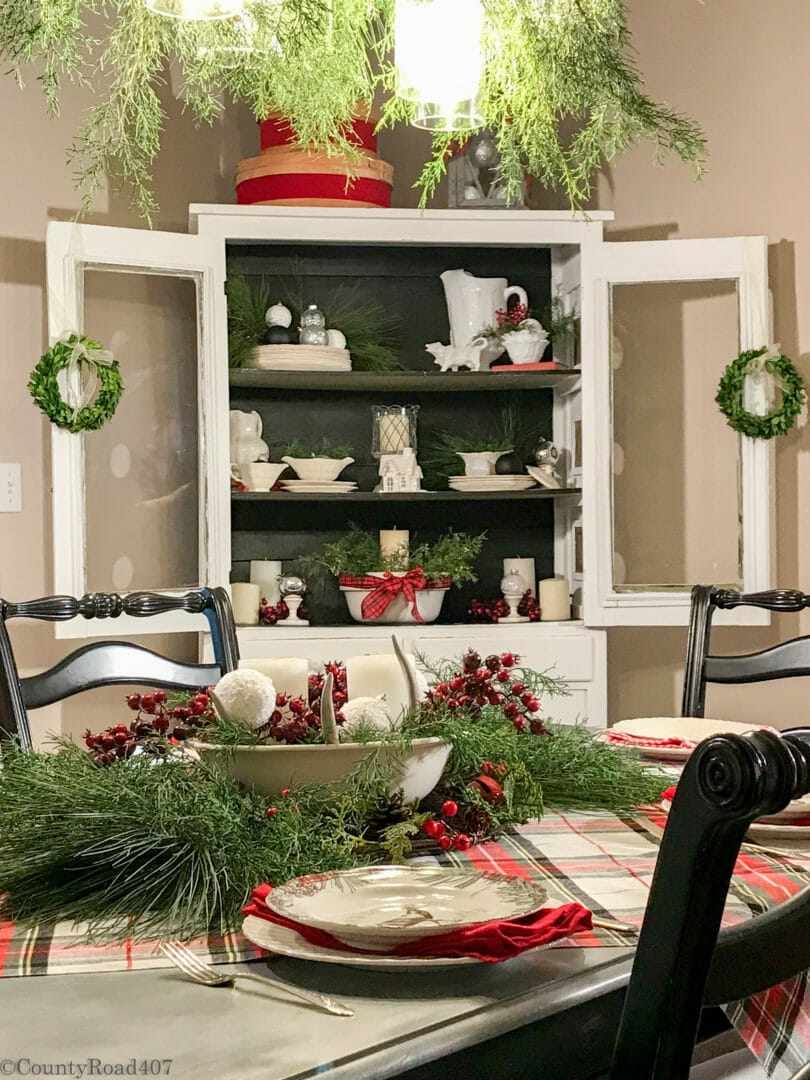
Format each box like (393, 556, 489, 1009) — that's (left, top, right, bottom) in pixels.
(340, 572, 449, 624)
(281, 456, 354, 482)
(188, 736, 451, 802)
(231, 462, 288, 490)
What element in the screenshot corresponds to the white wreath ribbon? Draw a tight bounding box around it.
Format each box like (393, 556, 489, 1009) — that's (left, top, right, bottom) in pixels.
(58, 332, 115, 421)
(743, 343, 784, 418)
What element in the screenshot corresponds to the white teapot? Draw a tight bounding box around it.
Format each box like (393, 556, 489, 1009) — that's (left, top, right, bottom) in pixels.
(230, 410, 269, 464)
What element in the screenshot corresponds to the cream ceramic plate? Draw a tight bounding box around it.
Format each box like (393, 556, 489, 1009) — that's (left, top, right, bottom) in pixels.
(610, 717, 765, 761)
(281, 482, 358, 493)
(263, 865, 548, 950)
(241, 915, 481, 970)
(448, 476, 536, 492)
(526, 466, 561, 490)
(660, 799, 810, 842)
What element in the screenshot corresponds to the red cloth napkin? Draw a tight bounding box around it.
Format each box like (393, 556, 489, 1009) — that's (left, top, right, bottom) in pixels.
(243, 883, 592, 964)
(660, 786, 810, 825)
(606, 730, 697, 749)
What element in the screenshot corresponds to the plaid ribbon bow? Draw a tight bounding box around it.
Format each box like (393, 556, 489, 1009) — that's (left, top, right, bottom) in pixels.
(339, 568, 450, 622)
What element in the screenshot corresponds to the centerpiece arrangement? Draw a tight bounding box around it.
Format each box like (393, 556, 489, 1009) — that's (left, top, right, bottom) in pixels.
(301, 525, 484, 624)
(0, 643, 666, 943)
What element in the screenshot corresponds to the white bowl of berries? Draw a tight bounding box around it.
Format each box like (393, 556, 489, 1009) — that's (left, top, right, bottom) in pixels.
(188, 736, 451, 802)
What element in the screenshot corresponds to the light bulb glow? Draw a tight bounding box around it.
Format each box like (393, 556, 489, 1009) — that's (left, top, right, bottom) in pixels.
(144, 0, 244, 21)
(395, 0, 484, 131)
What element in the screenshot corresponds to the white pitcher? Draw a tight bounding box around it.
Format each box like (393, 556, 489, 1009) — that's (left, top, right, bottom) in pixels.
(229, 410, 270, 464)
(440, 269, 529, 364)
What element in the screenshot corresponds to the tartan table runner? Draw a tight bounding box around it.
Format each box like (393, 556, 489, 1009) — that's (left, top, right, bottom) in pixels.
(1, 807, 808, 1077)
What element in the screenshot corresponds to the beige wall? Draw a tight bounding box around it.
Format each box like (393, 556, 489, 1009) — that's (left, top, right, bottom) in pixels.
(598, 0, 810, 728)
(2, 1, 809, 743)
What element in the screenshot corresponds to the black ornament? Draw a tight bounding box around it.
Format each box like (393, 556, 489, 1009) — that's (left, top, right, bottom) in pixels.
(267, 325, 292, 344)
(495, 452, 522, 475)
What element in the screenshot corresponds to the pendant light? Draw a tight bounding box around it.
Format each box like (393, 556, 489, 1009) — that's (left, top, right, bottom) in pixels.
(394, 0, 484, 130)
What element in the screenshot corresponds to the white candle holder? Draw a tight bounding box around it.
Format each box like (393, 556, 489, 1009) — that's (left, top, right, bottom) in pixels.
(372, 405, 419, 458)
(499, 572, 529, 623)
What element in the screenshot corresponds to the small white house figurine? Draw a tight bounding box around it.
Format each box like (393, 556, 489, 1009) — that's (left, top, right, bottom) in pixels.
(378, 448, 423, 493)
(426, 339, 488, 373)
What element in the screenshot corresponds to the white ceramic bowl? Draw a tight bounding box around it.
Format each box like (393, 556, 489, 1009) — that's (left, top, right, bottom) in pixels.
(188, 736, 451, 802)
(231, 462, 288, 490)
(340, 572, 449, 624)
(281, 456, 354, 482)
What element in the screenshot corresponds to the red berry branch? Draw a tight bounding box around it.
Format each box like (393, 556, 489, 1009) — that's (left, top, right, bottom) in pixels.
(83, 689, 215, 764)
(423, 649, 547, 733)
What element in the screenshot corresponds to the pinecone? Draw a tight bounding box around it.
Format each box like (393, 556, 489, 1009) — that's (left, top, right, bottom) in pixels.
(456, 804, 493, 840)
(364, 791, 413, 841)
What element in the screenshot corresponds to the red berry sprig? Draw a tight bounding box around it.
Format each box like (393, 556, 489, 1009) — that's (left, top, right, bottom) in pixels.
(84, 688, 215, 764)
(468, 591, 539, 623)
(424, 650, 545, 733)
(253, 662, 349, 745)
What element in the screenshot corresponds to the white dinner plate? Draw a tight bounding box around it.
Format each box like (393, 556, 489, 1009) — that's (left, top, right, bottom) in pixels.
(609, 717, 766, 761)
(281, 482, 357, 494)
(262, 865, 548, 950)
(661, 799, 810, 844)
(242, 915, 481, 969)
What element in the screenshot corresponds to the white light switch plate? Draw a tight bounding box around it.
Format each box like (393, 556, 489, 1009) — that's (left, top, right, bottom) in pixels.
(0, 463, 22, 512)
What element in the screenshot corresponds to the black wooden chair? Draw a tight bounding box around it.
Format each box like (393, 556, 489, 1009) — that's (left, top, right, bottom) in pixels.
(608, 726, 810, 1079)
(0, 588, 239, 749)
(682, 584, 810, 718)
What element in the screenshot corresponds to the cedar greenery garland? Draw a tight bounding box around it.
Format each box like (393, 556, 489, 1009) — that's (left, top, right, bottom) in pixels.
(0, 698, 666, 940)
(28, 334, 123, 433)
(716, 348, 805, 440)
(0, 0, 706, 219)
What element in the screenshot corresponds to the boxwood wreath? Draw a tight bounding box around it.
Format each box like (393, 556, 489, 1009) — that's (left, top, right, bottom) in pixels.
(716, 347, 805, 440)
(0, 651, 667, 942)
(0, 0, 706, 220)
(28, 334, 123, 434)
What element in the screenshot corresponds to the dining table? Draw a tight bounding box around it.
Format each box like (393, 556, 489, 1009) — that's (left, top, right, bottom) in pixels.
(0, 805, 808, 1080)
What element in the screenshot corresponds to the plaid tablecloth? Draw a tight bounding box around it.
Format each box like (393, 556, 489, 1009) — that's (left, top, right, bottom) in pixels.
(1, 807, 808, 1077)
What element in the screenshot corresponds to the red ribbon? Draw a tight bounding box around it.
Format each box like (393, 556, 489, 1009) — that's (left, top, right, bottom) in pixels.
(236, 174, 391, 207)
(339, 568, 450, 623)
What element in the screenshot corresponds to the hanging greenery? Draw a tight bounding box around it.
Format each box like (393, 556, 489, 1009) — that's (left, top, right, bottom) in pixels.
(716, 348, 805, 440)
(0, 0, 706, 219)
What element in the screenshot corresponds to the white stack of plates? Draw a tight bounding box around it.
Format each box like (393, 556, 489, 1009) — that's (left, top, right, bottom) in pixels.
(249, 345, 352, 372)
(281, 479, 357, 494)
(449, 475, 537, 493)
(242, 865, 549, 969)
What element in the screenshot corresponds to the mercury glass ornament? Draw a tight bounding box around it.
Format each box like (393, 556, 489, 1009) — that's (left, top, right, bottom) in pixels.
(279, 575, 306, 597)
(535, 438, 560, 468)
(299, 304, 328, 346)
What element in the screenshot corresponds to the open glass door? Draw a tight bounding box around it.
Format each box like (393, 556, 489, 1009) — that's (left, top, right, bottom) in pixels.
(583, 235, 771, 627)
(46, 222, 229, 637)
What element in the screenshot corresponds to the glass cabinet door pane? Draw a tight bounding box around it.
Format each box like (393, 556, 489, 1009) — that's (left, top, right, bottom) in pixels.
(83, 270, 200, 593)
(610, 279, 742, 591)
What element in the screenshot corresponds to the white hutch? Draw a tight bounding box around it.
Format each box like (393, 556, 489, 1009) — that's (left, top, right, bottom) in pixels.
(45, 207, 774, 729)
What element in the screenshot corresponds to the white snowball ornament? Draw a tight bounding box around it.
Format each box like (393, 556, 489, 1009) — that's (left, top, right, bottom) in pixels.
(326, 328, 346, 349)
(211, 669, 276, 731)
(265, 302, 292, 329)
(339, 696, 393, 739)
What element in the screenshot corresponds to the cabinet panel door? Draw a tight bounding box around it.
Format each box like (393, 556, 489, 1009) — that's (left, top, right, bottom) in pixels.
(583, 236, 771, 627)
(46, 223, 229, 637)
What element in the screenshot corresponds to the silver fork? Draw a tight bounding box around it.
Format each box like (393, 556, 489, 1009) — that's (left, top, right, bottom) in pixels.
(159, 940, 354, 1017)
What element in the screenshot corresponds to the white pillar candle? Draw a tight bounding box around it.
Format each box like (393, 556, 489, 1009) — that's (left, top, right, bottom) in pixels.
(249, 560, 282, 606)
(378, 412, 411, 453)
(345, 653, 412, 725)
(539, 577, 571, 621)
(503, 558, 536, 598)
(239, 657, 309, 702)
(379, 528, 409, 562)
(231, 582, 261, 626)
